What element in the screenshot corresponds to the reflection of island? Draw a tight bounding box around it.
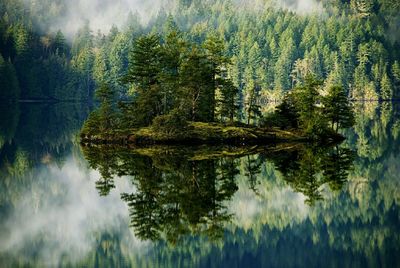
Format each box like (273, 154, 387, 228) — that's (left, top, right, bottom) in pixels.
(82, 143, 354, 242)
(268, 145, 354, 205)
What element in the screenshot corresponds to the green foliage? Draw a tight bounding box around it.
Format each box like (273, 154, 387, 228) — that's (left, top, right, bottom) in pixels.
(81, 139, 355, 243)
(244, 68, 263, 125)
(216, 79, 240, 123)
(151, 108, 188, 136)
(291, 76, 324, 135)
(81, 109, 101, 135)
(271, 76, 329, 137)
(2, 0, 400, 103)
(124, 33, 162, 90)
(269, 77, 355, 137)
(82, 84, 118, 134)
(271, 144, 355, 205)
(83, 146, 238, 243)
(380, 72, 393, 100)
(179, 45, 213, 122)
(323, 85, 355, 132)
(263, 93, 299, 129)
(119, 30, 238, 128)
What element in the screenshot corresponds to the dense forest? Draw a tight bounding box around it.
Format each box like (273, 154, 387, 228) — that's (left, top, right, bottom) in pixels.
(1, 0, 400, 103)
(0, 1, 400, 266)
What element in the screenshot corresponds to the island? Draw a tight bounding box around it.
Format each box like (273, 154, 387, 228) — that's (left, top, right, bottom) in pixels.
(80, 33, 354, 145)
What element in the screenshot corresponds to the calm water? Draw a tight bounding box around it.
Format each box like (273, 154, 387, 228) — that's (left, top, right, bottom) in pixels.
(0, 101, 399, 267)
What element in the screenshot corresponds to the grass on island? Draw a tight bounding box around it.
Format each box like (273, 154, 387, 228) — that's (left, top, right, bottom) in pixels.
(80, 120, 338, 146)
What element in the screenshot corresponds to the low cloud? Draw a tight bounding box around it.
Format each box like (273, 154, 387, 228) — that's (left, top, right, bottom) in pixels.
(23, 0, 323, 39)
(24, 0, 167, 38)
(0, 157, 147, 266)
(228, 175, 309, 231)
(233, 0, 324, 15)
(277, 0, 323, 14)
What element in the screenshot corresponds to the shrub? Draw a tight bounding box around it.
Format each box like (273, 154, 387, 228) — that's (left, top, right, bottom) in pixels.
(152, 109, 188, 135)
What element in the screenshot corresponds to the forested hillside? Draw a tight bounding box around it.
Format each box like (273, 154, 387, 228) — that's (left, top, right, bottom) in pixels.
(1, 0, 399, 102)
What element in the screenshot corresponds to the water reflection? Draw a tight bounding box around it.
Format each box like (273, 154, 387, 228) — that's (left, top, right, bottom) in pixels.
(0, 159, 143, 265)
(0, 102, 399, 267)
(81, 142, 354, 243)
(271, 145, 354, 205)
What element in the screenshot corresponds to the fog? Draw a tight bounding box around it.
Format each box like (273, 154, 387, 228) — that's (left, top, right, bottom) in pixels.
(24, 0, 170, 38)
(228, 174, 309, 231)
(235, 0, 323, 14)
(0, 157, 148, 265)
(277, 0, 323, 14)
(22, 0, 323, 38)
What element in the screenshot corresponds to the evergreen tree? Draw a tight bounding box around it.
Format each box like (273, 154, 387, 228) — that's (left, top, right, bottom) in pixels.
(89, 83, 117, 132)
(273, 92, 299, 129)
(92, 47, 109, 84)
(159, 21, 186, 114)
(392, 61, 400, 98)
(72, 46, 95, 99)
(179, 46, 211, 121)
(380, 72, 393, 100)
(125, 33, 161, 91)
(124, 33, 163, 126)
(108, 33, 129, 96)
(53, 30, 67, 55)
(203, 33, 230, 121)
(292, 76, 326, 136)
(243, 66, 262, 125)
(322, 85, 355, 133)
(216, 79, 239, 123)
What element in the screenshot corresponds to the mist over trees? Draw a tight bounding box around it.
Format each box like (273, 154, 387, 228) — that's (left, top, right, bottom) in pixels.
(1, 0, 400, 104)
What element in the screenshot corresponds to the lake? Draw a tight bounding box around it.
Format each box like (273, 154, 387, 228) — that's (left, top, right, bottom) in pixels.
(0, 101, 399, 267)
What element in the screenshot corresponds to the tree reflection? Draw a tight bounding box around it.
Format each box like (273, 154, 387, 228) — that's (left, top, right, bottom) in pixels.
(82, 143, 354, 242)
(83, 146, 239, 243)
(269, 144, 355, 205)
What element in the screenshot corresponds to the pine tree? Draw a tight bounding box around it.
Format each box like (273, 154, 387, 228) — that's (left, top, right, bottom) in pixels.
(108, 32, 129, 96)
(243, 66, 262, 125)
(292, 76, 326, 135)
(380, 72, 393, 100)
(14, 24, 29, 56)
(92, 47, 109, 84)
(216, 79, 239, 123)
(159, 21, 186, 114)
(125, 33, 161, 91)
(124, 34, 163, 126)
(179, 46, 211, 121)
(53, 30, 66, 55)
(203, 33, 230, 121)
(72, 47, 94, 99)
(95, 83, 117, 131)
(392, 61, 400, 98)
(322, 85, 355, 133)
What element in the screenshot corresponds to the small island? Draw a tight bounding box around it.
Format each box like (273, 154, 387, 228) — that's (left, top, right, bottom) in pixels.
(80, 32, 354, 146)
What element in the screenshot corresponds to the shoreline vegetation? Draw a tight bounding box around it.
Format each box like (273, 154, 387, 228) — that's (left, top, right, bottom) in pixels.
(80, 32, 355, 146)
(80, 122, 345, 146)
(80, 142, 316, 162)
